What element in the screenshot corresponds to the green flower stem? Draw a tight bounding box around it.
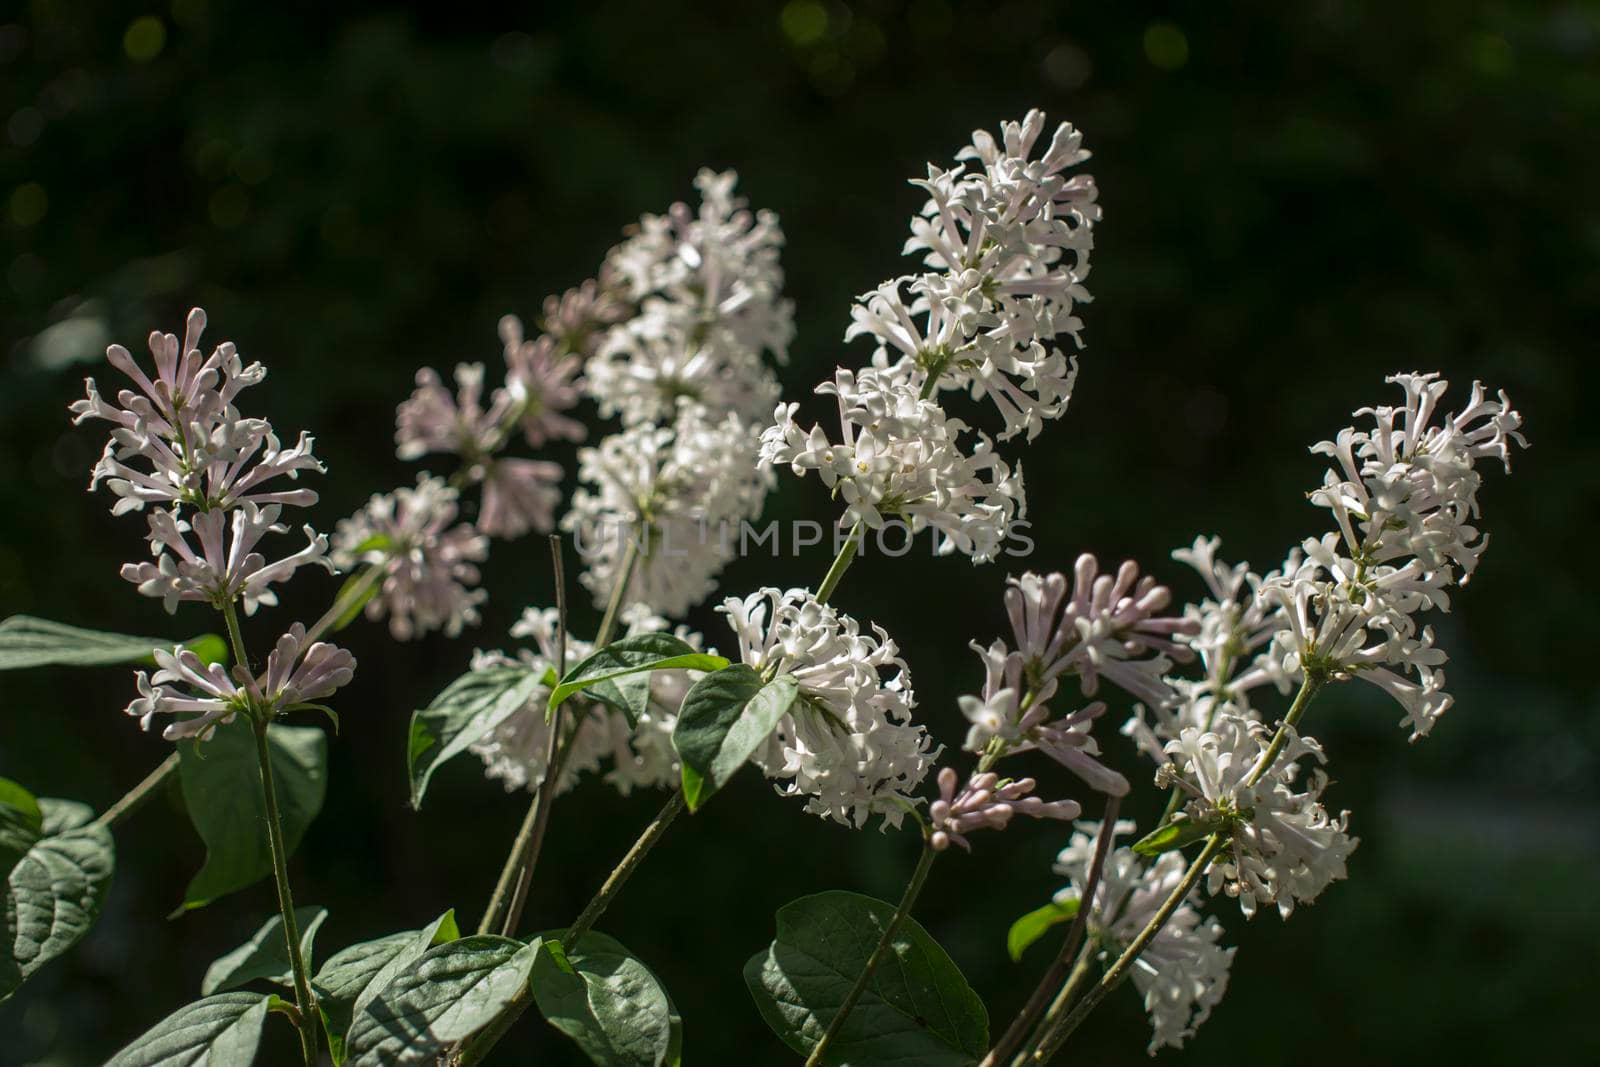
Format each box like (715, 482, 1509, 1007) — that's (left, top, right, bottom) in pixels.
(594, 530, 643, 648)
(458, 788, 689, 1066)
(563, 788, 687, 947)
(93, 752, 180, 829)
(480, 532, 639, 938)
(981, 795, 1121, 1067)
(221, 597, 250, 671)
(1011, 946, 1097, 1067)
(1244, 673, 1325, 787)
(1027, 834, 1226, 1062)
(815, 521, 864, 604)
(804, 841, 939, 1067)
(252, 716, 319, 1067)
(306, 562, 383, 644)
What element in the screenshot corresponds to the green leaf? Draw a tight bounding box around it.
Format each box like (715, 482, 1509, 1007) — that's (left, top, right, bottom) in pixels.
(0, 614, 225, 670)
(584, 671, 653, 728)
(2, 817, 116, 1001)
(329, 568, 382, 633)
(201, 906, 329, 995)
(531, 930, 676, 1067)
(175, 720, 327, 914)
(1005, 898, 1080, 962)
(1131, 816, 1221, 857)
(0, 778, 42, 878)
(547, 634, 727, 717)
(674, 665, 797, 810)
(406, 666, 545, 810)
(745, 890, 988, 1067)
(40, 798, 96, 835)
(312, 910, 460, 1065)
(105, 991, 270, 1067)
(343, 935, 540, 1066)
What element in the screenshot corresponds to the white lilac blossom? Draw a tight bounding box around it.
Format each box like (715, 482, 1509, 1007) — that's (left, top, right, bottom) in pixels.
(1258, 373, 1524, 739)
(333, 475, 489, 640)
(759, 363, 1024, 561)
(1156, 713, 1358, 919)
(928, 766, 1079, 852)
(585, 317, 781, 428)
(718, 588, 936, 828)
(563, 400, 771, 618)
(846, 110, 1099, 442)
(584, 170, 790, 427)
(126, 624, 354, 742)
(470, 605, 698, 796)
(1055, 822, 1234, 1053)
(604, 169, 793, 365)
(1122, 539, 1303, 762)
(121, 503, 332, 615)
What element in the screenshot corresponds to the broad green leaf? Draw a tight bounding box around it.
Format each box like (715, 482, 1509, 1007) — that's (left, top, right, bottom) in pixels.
(547, 634, 727, 716)
(2, 817, 115, 1001)
(343, 935, 540, 1066)
(585, 671, 653, 727)
(312, 910, 461, 1065)
(1006, 897, 1080, 962)
(0, 778, 42, 878)
(0, 614, 225, 670)
(201, 906, 329, 995)
(40, 798, 95, 835)
(531, 930, 675, 1067)
(407, 666, 544, 810)
(105, 991, 270, 1067)
(1132, 816, 1221, 857)
(745, 890, 988, 1067)
(673, 666, 797, 810)
(176, 720, 327, 914)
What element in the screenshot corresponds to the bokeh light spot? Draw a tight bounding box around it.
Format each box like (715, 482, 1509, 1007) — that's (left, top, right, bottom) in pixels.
(1143, 22, 1188, 71)
(781, 1, 829, 46)
(123, 16, 167, 63)
(8, 181, 47, 226)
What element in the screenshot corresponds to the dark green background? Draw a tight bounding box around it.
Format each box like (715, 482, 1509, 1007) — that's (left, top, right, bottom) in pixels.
(1, 2, 1594, 1063)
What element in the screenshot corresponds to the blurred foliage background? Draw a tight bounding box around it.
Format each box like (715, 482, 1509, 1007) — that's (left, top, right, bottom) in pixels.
(1, 1, 1596, 1063)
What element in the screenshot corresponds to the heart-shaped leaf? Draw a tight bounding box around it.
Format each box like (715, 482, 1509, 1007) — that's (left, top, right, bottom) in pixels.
(673, 665, 797, 810)
(105, 991, 270, 1066)
(407, 666, 545, 810)
(312, 910, 461, 1065)
(745, 891, 987, 1066)
(2, 815, 115, 1001)
(202, 906, 329, 995)
(532, 930, 676, 1067)
(176, 721, 327, 914)
(547, 634, 727, 717)
(343, 935, 539, 1066)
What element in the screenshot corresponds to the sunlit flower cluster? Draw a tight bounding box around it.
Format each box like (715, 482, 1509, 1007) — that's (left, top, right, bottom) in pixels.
(563, 400, 772, 618)
(1263, 373, 1525, 738)
(1055, 822, 1234, 1053)
(71, 308, 334, 615)
(719, 588, 936, 829)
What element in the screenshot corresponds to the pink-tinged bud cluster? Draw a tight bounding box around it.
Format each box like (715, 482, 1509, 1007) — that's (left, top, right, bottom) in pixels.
(929, 767, 1079, 851)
